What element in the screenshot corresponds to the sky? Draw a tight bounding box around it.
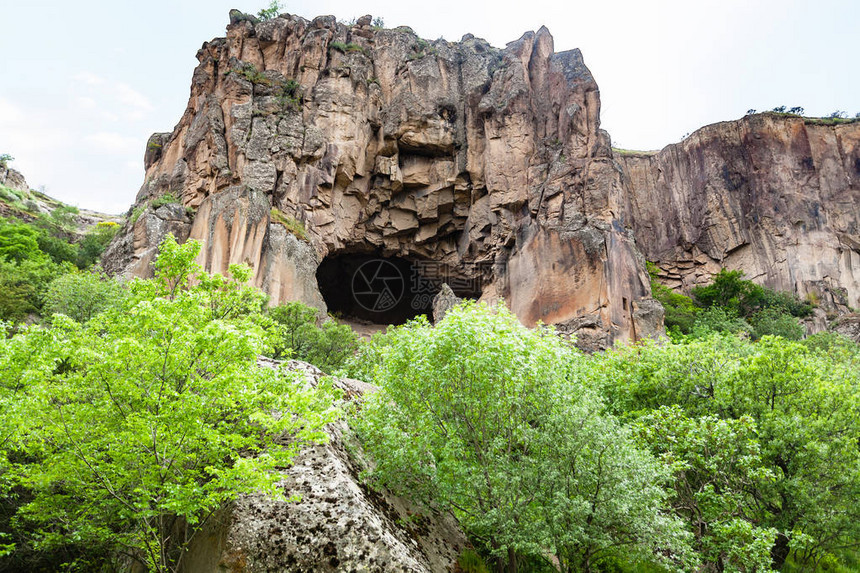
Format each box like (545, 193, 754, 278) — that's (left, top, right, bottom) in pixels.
(0, 0, 857, 214)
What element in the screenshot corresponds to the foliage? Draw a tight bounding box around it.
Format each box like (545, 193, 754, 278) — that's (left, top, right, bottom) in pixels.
(458, 548, 490, 573)
(0, 256, 70, 323)
(681, 268, 811, 340)
(256, 0, 282, 21)
(0, 219, 41, 263)
(354, 303, 690, 572)
(150, 192, 180, 209)
(130, 204, 145, 224)
(0, 217, 76, 323)
(749, 307, 804, 340)
(592, 334, 860, 570)
(264, 301, 358, 373)
(636, 406, 777, 571)
(372, 16, 385, 29)
(232, 62, 271, 85)
(689, 306, 753, 339)
(270, 207, 309, 241)
(0, 234, 339, 572)
(275, 78, 302, 111)
(330, 41, 366, 54)
(647, 262, 698, 335)
(77, 221, 120, 268)
(42, 268, 126, 323)
(0, 154, 12, 167)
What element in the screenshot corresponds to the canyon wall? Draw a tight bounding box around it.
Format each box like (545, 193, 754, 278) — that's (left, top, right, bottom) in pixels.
(104, 11, 660, 350)
(617, 114, 860, 315)
(103, 10, 860, 346)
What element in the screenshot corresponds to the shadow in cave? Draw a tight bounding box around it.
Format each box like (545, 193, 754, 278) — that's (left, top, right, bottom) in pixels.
(316, 254, 483, 326)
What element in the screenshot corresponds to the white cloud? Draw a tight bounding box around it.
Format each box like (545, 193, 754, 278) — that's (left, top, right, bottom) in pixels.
(116, 83, 154, 111)
(0, 98, 25, 124)
(84, 131, 140, 154)
(75, 96, 97, 110)
(73, 71, 105, 86)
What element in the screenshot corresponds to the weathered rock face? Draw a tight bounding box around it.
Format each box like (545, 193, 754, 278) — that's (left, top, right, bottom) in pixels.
(617, 114, 860, 315)
(832, 313, 860, 344)
(181, 359, 467, 573)
(0, 165, 28, 192)
(105, 11, 659, 348)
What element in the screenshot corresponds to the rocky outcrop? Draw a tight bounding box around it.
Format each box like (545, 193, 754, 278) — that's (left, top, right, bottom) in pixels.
(832, 313, 860, 344)
(105, 11, 660, 349)
(0, 165, 28, 192)
(432, 283, 461, 322)
(617, 114, 860, 315)
(0, 166, 121, 233)
(181, 359, 466, 573)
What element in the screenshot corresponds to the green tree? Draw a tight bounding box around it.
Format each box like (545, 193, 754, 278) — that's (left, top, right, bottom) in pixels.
(354, 303, 689, 572)
(0, 235, 339, 572)
(0, 256, 71, 323)
(77, 221, 120, 268)
(257, 0, 283, 21)
(592, 334, 860, 569)
(637, 407, 777, 572)
(264, 301, 358, 373)
(0, 219, 42, 263)
(42, 269, 126, 323)
(749, 307, 804, 341)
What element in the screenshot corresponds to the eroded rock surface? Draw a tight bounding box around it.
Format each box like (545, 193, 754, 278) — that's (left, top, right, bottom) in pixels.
(105, 11, 660, 348)
(181, 359, 466, 573)
(617, 114, 860, 315)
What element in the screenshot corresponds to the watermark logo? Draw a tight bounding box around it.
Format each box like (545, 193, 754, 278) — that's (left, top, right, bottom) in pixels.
(349, 258, 493, 315)
(351, 259, 405, 312)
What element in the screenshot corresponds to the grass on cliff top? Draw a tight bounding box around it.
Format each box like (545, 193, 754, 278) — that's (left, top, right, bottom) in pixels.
(270, 207, 309, 241)
(0, 184, 77, 221)
(803, 116, 859, 126)
(611, 147, 659, 157)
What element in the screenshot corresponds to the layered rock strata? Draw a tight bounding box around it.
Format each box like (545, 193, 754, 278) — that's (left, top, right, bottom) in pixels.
(104, 11, 660, 350)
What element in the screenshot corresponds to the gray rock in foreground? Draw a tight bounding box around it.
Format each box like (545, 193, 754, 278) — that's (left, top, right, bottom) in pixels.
(181, 360, 466, 572)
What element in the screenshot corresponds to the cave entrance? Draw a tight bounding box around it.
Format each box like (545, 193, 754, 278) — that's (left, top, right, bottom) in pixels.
(316, 254, 483, 326)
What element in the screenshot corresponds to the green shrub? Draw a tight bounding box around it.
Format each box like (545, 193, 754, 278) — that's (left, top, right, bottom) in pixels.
(77, 221, 120, 268)
(150, 192, 180, 209)
(270, 208, 309, 241)
(457, 549, 490, 573)
(646, 262, 698, 334)
(43, 269, 126, 323)
(330, 41, 365, 54)
(688, 306, 753, 339)
(232, 63, 270, 85)
(749, 307, 805, 340)
(130, 204, 145, 224)
(264, 301, 358, 373)
(256, 0, 282, 21)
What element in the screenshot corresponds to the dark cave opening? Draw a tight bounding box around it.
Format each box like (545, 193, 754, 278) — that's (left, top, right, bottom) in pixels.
(316, 254, 484, 325)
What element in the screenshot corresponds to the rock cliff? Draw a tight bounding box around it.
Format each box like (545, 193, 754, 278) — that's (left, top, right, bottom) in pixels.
(103, 11, 660, 350)
(103, 10, 860, 346)
(617, 114, 860, 317)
